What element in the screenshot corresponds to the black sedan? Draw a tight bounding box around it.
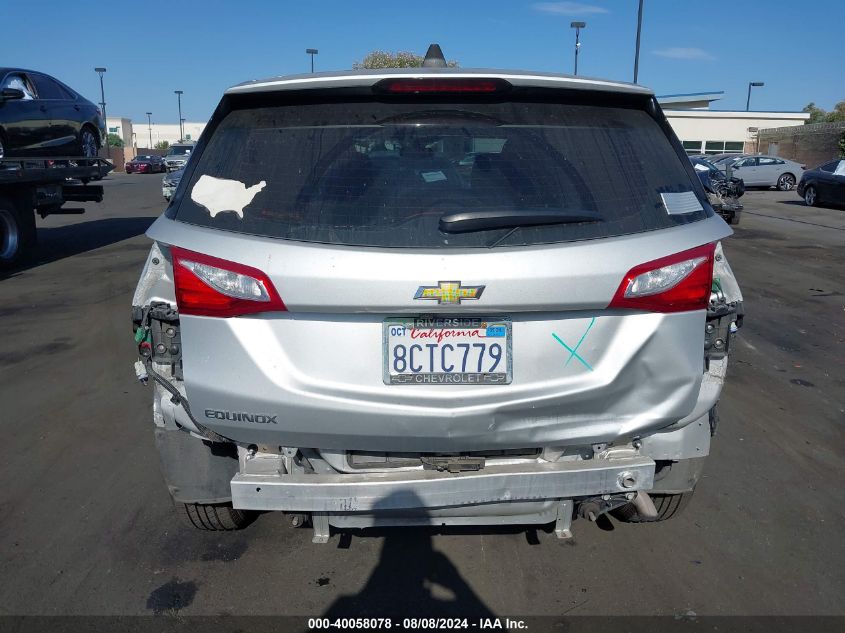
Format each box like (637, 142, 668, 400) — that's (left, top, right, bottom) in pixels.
(797, 159, 845, 208)
(125, 155, 166, 174)
(0, 68, 105, 159)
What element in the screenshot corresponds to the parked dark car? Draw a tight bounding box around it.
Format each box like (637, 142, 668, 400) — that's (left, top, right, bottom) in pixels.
(797, 159, 845, 207)
(0, 68, 105, 159)
(126, 154, 166, 174)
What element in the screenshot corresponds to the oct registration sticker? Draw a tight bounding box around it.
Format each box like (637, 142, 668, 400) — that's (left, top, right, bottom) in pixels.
(383, 317, 512, 385)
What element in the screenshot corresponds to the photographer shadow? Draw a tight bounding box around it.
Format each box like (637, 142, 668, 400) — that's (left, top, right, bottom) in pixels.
(320, 491, 496, 619)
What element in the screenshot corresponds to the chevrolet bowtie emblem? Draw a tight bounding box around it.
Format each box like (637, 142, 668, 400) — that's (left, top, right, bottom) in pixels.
(414, 281, 485, 305)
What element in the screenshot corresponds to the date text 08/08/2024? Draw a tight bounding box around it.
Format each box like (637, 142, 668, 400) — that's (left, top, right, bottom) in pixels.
(307, 617, 528, 629)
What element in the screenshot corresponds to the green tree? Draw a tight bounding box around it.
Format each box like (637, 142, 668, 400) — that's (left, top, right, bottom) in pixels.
(802, 100, 845, 124)
(829, 100, 845, 122)
(353, 50, 458, 69)
(154, 140, 170, 150)
(838, 131, 845, 158)
(802, 102, 827, 124)
(107, 133, 123, 148)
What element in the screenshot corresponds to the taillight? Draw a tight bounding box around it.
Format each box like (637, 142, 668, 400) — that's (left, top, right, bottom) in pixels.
(171, 247, 286, 317)
(608, 243, 716, 313)
(373, 78, 511, 94)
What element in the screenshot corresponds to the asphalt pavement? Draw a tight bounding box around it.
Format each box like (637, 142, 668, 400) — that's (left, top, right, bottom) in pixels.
(0, 174, 843, 617)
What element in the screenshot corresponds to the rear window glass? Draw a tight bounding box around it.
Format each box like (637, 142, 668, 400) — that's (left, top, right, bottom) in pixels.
(174, 97, 709, 248)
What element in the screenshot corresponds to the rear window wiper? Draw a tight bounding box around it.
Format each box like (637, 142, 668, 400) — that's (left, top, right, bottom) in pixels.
(439, 208, 603, 234)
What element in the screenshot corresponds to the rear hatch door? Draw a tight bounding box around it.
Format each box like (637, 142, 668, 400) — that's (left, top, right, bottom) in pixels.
(147, 76, 731, 450)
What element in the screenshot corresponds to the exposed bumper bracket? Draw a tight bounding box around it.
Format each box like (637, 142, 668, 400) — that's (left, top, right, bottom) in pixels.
(554, 499, 574, 539)
(311, 512, 330, 544)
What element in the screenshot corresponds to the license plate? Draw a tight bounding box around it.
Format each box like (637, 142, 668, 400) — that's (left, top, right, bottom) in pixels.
(383, 317, 512, 385)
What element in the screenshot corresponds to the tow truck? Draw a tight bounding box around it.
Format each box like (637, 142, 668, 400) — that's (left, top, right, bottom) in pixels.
(0, 156, 113, 266)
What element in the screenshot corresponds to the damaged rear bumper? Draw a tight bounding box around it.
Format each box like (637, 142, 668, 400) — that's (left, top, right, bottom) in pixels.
(230, 455, 656, 513)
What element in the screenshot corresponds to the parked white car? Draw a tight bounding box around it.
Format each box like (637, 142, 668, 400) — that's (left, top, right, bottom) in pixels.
(720, 155, 805, 190)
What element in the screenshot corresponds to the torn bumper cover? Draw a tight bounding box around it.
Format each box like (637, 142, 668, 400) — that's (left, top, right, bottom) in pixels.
(230, 456, 655, 512)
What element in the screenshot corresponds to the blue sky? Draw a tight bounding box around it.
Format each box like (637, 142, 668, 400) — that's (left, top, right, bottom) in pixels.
(5, 0, 843, 125)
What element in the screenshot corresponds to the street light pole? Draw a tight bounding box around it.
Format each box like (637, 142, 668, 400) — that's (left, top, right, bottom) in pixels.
(306, 48, 318, 73)
(746, 81, 764, 111)
(94, 67, 108, 158)
(633, 0, 644, 83)
(570, 22, 586, 75)
(146, 112, 153, 149)
(174, 90, 183, 141)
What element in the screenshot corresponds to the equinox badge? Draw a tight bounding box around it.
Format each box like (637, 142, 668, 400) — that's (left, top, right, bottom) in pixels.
(414, 281, 485, 305)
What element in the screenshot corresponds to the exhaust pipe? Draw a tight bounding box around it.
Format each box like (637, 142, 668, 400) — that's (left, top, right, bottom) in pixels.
(632, 491, 659, 520)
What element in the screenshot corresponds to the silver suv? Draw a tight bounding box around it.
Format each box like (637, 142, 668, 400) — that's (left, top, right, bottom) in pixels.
(164, 142, 195, 173)
(132, 51, 743, 542)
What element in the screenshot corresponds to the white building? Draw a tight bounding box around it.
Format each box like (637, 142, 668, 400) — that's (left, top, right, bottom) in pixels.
(105, 117, 133, 145)
(657, 92, 809, 155)
(109, 90, 809, 156)
(107, 117, 206, 149)
(132, 121, 207, 149)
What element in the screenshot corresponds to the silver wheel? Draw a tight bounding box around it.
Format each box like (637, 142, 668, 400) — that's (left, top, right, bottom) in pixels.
(804, 186, 817, 207)
(777, 173, 795, 191)
(80, 128, 98, 158)
(0, 208, 20, 262)
(0, 136, 4, 158)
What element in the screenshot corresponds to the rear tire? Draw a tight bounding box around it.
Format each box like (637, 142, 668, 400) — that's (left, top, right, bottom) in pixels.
(612, 492, 694, 523)
(179, 502, 256, 531)
(0, 196, 35, 267)
(78, 126, 99, 158)
(776, 173, 796, 191)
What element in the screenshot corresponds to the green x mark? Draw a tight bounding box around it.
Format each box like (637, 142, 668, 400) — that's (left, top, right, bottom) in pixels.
(552, 317, 596, 371)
